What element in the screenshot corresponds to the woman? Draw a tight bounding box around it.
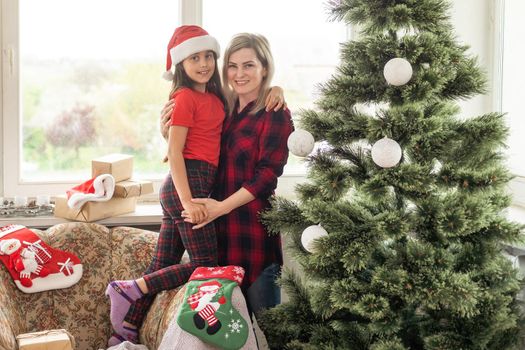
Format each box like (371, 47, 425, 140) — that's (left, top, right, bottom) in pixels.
(162, 33, 293, 318)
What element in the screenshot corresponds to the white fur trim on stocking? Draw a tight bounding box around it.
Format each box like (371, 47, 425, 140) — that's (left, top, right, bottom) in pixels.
(67, 174, 115, 210)
(15, 264, 83, 294)
(0, 225, 26, 239)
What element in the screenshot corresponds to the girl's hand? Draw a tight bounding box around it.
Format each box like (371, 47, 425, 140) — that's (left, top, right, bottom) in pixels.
(265, 86, 287, 112)
(160, 99, 175, 140)
(182, 198, 226, 229)
(181, 201, 208, 224)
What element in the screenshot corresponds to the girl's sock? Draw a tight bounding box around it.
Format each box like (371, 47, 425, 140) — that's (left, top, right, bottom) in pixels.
(105, 280, 144, 336)
(107, 326, 139, 347)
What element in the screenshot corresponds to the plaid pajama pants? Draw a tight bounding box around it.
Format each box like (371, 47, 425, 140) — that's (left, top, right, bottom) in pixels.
(125, 159, 218, 327)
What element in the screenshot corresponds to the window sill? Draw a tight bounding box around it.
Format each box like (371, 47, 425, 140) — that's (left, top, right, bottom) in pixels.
(0, 204, 162, 229)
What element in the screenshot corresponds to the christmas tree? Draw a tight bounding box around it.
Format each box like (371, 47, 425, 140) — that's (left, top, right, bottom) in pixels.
(259, 1, 525, 349)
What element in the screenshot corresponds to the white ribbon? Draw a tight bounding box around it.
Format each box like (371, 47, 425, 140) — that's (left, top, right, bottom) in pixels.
(58, 258, 73, 275)
(23, 239, 52, 264)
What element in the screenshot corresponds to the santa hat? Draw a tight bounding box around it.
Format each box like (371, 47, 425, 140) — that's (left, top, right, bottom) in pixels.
(163, 25, 220, 81)
(66, 174, 115, 210)
(198, 280, 222, 292)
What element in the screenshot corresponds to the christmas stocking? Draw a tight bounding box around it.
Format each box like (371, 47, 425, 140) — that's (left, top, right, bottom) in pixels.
(177, 266, 249, 350)
(0, 225, 83, 293)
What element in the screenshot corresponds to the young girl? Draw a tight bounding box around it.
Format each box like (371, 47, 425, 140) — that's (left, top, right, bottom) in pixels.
(105, 26, 285, 346)
(105, 25, 225, 346)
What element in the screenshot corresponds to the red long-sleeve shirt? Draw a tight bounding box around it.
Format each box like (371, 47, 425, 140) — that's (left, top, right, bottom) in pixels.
(212, 102, 294, 288)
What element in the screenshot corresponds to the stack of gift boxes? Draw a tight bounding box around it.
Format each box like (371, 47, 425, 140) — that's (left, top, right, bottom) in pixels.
(53, 154, 154, 222)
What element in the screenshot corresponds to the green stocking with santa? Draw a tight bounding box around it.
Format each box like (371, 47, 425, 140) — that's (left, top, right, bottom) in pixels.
(177, 265, 249, 350)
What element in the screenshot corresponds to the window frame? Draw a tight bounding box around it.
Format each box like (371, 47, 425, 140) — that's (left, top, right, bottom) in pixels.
(3, 0, 335, 200)
(0, 0, 199, 198)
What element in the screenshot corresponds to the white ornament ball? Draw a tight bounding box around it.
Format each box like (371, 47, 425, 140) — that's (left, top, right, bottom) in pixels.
(383, 58, 413, 86)
(301, 224, 328, 253)
(371, 137, 402, 168)
(287, 129, 315, 157)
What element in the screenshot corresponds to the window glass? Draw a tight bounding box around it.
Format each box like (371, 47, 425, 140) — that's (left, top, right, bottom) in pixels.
(203, 0, 348, 174)
(20, 0, 178, 181)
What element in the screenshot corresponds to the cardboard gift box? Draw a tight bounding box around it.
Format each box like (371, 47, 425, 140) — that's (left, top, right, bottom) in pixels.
(114, 179, 154, 198)
(17, 329, 75, 350)
(53, 195, 137, 222)
(92, 153, 133, 182)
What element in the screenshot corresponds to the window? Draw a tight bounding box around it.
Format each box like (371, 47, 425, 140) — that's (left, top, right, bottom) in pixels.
(1, 0, 347, 197)
(203, 0, 348, 175)
(499, 0, 525, 206)
(2, 0, 180, 197)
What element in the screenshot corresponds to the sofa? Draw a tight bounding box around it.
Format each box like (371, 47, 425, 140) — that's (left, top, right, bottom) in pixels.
(0, 222, 187, 350)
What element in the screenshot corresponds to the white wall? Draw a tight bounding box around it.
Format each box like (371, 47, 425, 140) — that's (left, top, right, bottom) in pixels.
(450, 0, 496, 116)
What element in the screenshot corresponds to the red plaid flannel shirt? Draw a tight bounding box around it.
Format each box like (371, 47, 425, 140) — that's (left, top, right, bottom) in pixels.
(212, 102, 293, 288)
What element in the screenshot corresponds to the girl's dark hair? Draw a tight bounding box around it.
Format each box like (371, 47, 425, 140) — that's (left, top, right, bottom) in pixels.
(169, 52, 226, 109)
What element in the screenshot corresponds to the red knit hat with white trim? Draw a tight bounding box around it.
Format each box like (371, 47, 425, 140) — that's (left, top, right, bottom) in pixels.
(163, 25, 220, 81)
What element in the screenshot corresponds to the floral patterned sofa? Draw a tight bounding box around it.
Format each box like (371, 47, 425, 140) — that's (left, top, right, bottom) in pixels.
(0, 222, 187, 350)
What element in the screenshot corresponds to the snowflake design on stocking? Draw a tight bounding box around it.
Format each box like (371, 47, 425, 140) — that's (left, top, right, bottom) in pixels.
(234, 275, 243, 284)
(228, 319, 244, 333)
(233, 266, 244, 275)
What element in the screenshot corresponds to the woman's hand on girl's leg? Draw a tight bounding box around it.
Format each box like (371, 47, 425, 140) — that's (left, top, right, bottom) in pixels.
(182, 198, 225, 229)
(181, 201, 208, 224)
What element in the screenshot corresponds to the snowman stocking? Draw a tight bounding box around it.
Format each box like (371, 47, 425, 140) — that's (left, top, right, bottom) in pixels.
(0, 225, 83, 293)
(177, 266, 249, 350)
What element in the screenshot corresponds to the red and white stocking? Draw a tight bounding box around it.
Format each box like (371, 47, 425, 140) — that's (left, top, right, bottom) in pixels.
(0, 225, 83, 293)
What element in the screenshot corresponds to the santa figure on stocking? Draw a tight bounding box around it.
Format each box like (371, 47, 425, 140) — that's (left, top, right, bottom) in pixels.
(0, 238, 50, 287)
(187, 280, 227, 335)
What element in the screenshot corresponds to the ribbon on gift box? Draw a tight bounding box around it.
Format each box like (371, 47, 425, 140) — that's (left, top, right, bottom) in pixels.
(58, 258, 73, 276)
(23, 239, 52, 264)
(16, 329, 76, 349)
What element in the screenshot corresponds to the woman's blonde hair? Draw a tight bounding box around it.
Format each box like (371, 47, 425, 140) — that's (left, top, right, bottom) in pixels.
(222, 33, 274, 114)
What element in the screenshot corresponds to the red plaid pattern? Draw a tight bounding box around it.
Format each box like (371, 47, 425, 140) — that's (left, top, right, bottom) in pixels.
(125, 159, 218, 327)
(212, 103, 293, 287)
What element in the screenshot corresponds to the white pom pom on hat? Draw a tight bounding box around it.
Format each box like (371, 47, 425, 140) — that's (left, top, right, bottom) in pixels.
(163, 25, 221, 81)
(162, 70, 175, 81)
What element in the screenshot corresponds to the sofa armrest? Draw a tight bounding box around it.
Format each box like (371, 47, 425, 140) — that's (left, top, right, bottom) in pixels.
(110, 226, 189, 349)
(109, 226, 203, 349)
(140, 285, 186, 349)
(0, 308, 18, 350)
(0, 228, 49, 350)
